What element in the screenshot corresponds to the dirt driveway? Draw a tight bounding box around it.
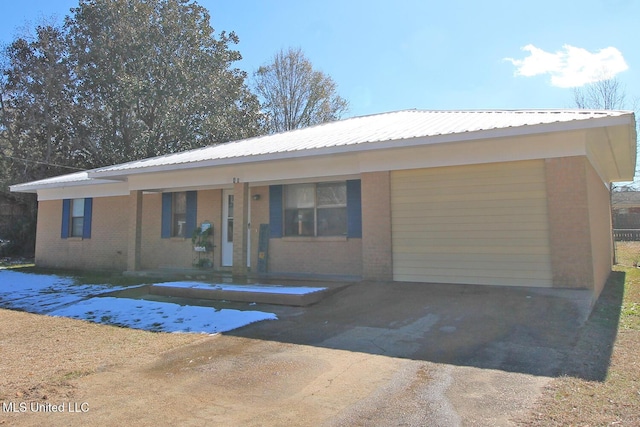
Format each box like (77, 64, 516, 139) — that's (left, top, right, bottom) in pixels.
(1, 280, 595, 426)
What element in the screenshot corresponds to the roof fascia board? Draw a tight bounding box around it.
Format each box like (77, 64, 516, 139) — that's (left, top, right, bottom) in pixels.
(135, 175, 364, 193)
(35, 182, 130, 201)
(126, 154, 364, 191)
(126, 130, 588, 192)
(359, 129, 587, 173)
(10, 178, 125, 194)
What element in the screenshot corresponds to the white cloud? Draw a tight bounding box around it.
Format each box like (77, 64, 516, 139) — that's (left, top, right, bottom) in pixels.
(505, 44, 628, 88)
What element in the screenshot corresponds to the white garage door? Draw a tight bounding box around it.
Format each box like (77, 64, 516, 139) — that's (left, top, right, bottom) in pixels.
(391, 160, 553, 286)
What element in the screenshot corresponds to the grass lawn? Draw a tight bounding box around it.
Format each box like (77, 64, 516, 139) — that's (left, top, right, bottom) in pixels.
(524, 242, 640, 426)
(0, 258, 34, 269)
(1, 263, 170, 287)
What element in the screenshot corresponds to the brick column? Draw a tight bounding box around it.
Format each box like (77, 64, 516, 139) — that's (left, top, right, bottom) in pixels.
(127, 190, 143, 271)
(361, 171, 393, 281)
(232, 182, 249, 277)
(545, 156, 594, 289)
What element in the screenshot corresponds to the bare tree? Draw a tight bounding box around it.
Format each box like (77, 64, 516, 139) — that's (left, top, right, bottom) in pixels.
(572, 77, 638, 262)
(253, 47, 348, 133)
(573, 77, 629, 110)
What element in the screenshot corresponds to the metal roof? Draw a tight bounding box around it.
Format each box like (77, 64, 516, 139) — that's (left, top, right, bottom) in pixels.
(89, 109, 632, 177)
(9, 171, 116, 191)
(10, 109, 635, 192)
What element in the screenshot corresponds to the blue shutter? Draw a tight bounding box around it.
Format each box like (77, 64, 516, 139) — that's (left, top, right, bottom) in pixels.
(347, 180, 362, 238)
(82, 198, 93, 239)
(185, 191, 198, 237)
(269, 185, 283, 238)
(161, 193, 172, 238)
(61, 199, 71, 239)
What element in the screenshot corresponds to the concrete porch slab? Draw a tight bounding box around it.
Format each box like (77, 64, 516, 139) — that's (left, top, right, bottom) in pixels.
(123, 267, 361, 283)
(147, 281, 351, 307)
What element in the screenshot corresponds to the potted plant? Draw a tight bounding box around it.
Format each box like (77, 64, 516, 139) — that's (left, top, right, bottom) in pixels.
(192, 223, 213, 252)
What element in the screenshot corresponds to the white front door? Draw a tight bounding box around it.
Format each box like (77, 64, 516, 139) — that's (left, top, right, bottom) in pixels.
(221, 189, 234, 266)
(246, 190, 251, 268)
(221, 188, 252, 268)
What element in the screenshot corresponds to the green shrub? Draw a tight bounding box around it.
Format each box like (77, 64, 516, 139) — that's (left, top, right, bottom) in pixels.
(1, 215, 36, 257)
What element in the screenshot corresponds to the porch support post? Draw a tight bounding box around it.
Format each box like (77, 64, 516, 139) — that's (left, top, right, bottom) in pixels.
(127, 190, 143, 271)
(232, 182, 249, 277)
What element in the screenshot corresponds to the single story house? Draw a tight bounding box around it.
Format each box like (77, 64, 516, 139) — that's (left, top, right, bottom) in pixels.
(10, 110, 637, 302)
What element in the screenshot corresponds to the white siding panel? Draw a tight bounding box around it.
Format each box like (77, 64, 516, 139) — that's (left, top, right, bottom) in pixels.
(391, 160, 553, 286)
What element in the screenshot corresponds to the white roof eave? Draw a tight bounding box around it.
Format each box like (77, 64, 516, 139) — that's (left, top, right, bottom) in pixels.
(9, 177, 123, 193)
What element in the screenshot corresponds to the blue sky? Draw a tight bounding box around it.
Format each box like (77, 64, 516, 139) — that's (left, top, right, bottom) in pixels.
(1, 0, 638, 118)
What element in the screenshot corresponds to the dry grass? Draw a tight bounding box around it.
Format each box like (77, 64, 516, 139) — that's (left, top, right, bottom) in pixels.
(0, 309, 206, 402)
(523, 242, 640, 426)
(615, 241, 640, 268)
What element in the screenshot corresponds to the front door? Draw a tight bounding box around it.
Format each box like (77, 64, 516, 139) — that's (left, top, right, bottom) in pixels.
(221, 188, 251, 268)
(221, 189, 234, 266)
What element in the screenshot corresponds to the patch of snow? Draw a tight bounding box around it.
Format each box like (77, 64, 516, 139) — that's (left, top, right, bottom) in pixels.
(0, 271, 277, 334)
(0, 270, 131, 313)
(154, 281, 327, 295)
(50, 297, 276, 334)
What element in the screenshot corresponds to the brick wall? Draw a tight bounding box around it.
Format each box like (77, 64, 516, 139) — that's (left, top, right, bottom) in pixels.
(586, 160, 613, 298)
(109, 184, 364, 277)
(361, 171, 393, 281)
(198, 189, 222, 270)
(35, 197, 128, 270)
(139, 190, 223, 270)
(545, 156, 595, 289)
(268, 238, 362, 277)
(266, 186, 362, 277)
(139, 193, 190, 268)
(250, 186, 270, 272)
(232, 183, 249, 276)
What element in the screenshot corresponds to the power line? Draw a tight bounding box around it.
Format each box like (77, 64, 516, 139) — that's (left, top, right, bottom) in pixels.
(3, 155, 87, 171)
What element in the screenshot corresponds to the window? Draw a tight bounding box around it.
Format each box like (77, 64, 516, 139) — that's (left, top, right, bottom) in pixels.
(226, 194, 234, 243)
(284, 182, 347, 236)
(70, 198, 85, 237)
(270, 180, 361, 239)
(161, 191, 197, 239)
(61, 198, 92, 239)
(172, 192, 187, 237)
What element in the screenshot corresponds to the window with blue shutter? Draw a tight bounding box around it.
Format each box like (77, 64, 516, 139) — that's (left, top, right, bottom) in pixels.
(161, 191, 197, 238)
(161, 193, 172, 238)
(346, 180, 362, 238)
(185, 191, 197, 237)
(273, 180, 361, 238)
(269, 185, 283, 238)
(82, 198, 93, 239)
(61, 198, 93, 239)
(61, 199, 71, 239)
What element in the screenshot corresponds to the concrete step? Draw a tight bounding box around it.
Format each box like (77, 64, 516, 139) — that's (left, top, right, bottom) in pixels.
(147, 282, 351, 307)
